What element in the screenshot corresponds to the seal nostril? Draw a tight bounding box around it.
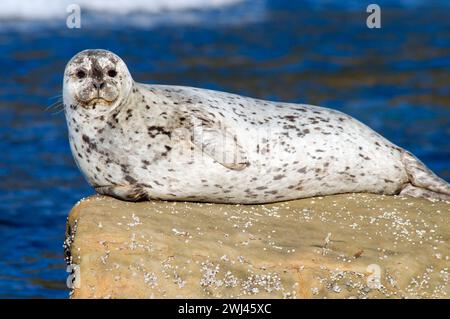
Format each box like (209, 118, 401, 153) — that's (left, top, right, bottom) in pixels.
(93, 82, 105, 90)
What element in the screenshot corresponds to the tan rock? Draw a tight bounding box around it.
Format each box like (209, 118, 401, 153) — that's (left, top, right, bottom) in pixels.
(65, 194, 450, 299)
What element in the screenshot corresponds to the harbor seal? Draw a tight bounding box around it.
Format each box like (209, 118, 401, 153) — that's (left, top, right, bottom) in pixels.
(63, 49, 450, 204)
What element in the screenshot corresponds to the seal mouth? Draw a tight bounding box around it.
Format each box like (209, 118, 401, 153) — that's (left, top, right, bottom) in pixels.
(77, 96, 117, 108)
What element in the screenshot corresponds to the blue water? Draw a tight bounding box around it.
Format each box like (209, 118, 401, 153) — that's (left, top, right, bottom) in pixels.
(0, 0, 449, 298)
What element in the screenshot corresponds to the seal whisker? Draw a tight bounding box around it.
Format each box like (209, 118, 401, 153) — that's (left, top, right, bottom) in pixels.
(49, 94, 63, 100)
(51, 107, 66, 115)
(46, 101, 64, 113)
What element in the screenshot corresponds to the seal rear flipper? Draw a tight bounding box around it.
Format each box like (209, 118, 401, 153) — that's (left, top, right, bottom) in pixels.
(191, 122, 249, 171)
(401, 150, 450, 201)
(399, 184, 450, 201)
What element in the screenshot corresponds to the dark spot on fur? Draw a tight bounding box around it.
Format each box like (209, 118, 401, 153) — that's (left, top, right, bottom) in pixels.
(125, 175, 137, 184)
(147, 126, 171, 139)
(297, 167, 307, 173)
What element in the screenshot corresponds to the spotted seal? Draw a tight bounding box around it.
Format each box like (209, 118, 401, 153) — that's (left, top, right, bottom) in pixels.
(63, 49, 450, 203)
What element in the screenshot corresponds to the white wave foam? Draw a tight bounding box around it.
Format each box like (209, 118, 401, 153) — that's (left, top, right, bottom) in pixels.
(0, 0, 244, 20)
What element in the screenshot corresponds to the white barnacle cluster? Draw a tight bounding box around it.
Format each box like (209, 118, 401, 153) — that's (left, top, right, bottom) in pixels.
(260, 205, 281, 218)
(159, 256, 187, 290)
(63, 218, 78, 265)
(126, 213, 142, 228)
(317, 269, 372, 298)
(197, 256, 289, 298)
(99, 241, 110, 264)
(143, 272, 158, 289)
(200, 260, 222, 289)
(404, 266, 449, 298)
(241, 272, 283, 296)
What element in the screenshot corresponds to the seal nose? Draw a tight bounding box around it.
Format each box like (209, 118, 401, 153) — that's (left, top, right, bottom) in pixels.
(93, 81, 105, 90)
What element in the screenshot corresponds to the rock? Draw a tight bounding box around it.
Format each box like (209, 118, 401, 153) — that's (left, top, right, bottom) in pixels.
(65, 194, 450, 299)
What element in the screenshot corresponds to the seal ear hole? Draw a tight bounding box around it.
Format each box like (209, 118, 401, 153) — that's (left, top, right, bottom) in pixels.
(76, 70, 86, 79)
(107, 69, 117, 77)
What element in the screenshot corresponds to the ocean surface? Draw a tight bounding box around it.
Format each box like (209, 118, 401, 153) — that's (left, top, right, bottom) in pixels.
(0, 0, 449, 298)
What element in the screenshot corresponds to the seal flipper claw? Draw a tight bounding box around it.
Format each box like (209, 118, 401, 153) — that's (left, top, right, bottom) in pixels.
(95, 185, 148, 202)
(401, 151, 450, 201)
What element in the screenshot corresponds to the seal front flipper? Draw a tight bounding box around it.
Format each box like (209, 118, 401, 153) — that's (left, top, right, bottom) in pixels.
(95, 185, 148, 202)
(191, 119, 249, 171)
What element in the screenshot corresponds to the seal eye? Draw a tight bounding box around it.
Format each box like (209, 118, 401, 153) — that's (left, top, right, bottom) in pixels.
(107, 69, 117, 77)
(76, 70, 86, 79)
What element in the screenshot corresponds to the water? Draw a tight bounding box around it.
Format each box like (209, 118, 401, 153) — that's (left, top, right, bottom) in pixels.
(0, 0, 449, 298)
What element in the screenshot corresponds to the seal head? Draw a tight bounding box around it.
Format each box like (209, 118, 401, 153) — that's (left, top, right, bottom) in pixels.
(63, 49, 133, 114)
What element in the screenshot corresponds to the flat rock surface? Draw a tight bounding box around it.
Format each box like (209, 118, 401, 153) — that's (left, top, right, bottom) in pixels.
(65, 194, 450, 298)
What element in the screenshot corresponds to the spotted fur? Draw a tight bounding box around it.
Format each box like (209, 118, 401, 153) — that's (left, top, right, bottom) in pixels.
(63, 50, 450, 203)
